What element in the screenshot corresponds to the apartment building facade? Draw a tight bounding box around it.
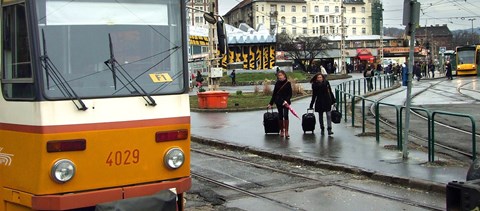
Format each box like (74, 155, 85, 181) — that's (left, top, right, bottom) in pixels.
(223, 0, 378, 37)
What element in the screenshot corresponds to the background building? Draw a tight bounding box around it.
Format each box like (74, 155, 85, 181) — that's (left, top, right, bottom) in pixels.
(187, 0, 218, 28)
(416, 24, 454, 51)
(223, 0, 379, 37)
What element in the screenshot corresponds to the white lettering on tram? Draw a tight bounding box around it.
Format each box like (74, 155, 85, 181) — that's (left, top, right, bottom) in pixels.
(0, 148, 13, 166)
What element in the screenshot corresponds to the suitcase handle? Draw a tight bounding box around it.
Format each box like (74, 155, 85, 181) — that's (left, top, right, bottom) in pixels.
(267, 107, 275, 113)
(307, 108, 315, 113)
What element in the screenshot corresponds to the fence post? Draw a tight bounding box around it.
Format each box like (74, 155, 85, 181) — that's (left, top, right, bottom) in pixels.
(351, 96, 355, 127)
(344, 93, 348, 122)
(362, 98, 366, 134)
(358, 79, 361, 95)
(375, 102, 380, 143)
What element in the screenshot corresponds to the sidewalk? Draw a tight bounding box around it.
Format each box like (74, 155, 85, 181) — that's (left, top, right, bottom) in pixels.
(190, 74, 469, 190)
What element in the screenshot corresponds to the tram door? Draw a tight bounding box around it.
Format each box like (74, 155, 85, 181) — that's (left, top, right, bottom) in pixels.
(476, 49, 480, 76)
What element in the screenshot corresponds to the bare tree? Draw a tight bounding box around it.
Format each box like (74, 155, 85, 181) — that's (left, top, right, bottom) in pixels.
(277, 33, 330, 72)
(452, 30, 480, 47)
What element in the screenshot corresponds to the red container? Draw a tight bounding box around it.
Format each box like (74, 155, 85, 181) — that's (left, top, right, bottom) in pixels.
(197, 91, 229, 109)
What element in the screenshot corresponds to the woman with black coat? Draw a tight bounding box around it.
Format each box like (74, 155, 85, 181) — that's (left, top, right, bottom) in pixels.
(268, 70, 292, 138)
(309, 73, 336, 135)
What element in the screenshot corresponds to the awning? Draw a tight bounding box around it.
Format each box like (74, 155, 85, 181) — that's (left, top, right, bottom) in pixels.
(357, 54, 374, 61)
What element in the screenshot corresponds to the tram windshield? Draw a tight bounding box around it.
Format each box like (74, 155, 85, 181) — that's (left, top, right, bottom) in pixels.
(457, 49, 475, 65)
(36, 0, 185, 99)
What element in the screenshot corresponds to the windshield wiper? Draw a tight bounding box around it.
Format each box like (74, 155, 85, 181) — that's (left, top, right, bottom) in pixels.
(41, 29, 88, 111)
(104, 34, 156, 106)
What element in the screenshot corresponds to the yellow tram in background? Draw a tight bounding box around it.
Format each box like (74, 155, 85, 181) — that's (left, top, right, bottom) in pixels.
(456, 44, 480, 76)
(0, 0, 191, 210)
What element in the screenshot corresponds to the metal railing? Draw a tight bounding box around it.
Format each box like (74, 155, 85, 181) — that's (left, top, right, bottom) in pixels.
(335, 74, 478, 162)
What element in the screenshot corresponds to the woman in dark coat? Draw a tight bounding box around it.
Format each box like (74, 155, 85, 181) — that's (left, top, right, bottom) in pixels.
(309, 73, 336, 135)
(268, 70, 292, 138)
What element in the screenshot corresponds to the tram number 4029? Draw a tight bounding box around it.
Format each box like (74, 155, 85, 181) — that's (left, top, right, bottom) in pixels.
(106, 149, 140, 166)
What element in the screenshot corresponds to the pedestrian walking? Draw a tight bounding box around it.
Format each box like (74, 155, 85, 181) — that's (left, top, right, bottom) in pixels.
(428, 60, 435, 78)
(309, 73, 336, 136)
(268, 70, 292, 138)
(445, 60, 453, 80)
(195, 70, 204, 88)
(229, 70, 236, 86)
(364, 66, 374, 91)
(401, 62, 408, 86)
(414, 62, 422, 81)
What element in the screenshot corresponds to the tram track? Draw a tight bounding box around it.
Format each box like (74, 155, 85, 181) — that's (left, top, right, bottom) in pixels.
(191, 148, 444, 211)
(366, 79, 479, 160)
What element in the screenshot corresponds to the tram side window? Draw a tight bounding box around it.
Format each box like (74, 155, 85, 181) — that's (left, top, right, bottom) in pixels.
(2, 4, 34, 100)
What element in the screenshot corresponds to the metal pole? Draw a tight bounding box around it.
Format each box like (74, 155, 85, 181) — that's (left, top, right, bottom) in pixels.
(340, 3, 346, 75)
(403, 25, 416, 159)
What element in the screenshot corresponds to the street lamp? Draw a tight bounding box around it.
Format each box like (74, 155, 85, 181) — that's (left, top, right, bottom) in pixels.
(468, 18, 476, 44)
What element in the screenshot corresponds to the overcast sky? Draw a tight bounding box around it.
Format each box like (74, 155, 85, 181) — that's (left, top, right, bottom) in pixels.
(218, 0, 480, 31)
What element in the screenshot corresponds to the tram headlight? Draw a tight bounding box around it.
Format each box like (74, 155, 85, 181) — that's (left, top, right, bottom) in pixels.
(50, 159, 76, 183)
(164, 148, 184, 169)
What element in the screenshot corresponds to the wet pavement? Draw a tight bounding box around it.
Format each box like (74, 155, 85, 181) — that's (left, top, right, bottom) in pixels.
(191, 73, 472, 185)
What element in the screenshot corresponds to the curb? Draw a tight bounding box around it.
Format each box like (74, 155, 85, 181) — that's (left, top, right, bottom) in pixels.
(191, 93, 313, 113)
(191, 135, 446, 194)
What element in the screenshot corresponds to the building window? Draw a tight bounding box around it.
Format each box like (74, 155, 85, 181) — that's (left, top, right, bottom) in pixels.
(314, 6, 319, 13)
(320, 16, 325, 23)
(281, 5, 285, 12)
(262, 6, 264, 11)
(292, 27, 297, 35)
(281, 27, 286, 33)
(335, 6, 339, 13)
(321, 26, 325, 34)
(292, 17, 296, 23)
(352, 27, 356, 35)
(361, 7, 365, 13)
(271, 5, 276, 12)
(302, 6, 306, 13)
(262, 16, 265, 23)
(362, 28, 366, 34)
(302, 17, 307, 23)
(292, 6, 296, 12)
(362, 17, 365, 24)
(352, 17, 356, 24)
(256, 5, 259, 11)
(325, 6, 329, 12)
(281, 16, 285, 24)
(195, 0, 202, 3)
(303, 27, 307, 34)
(352, 7, 356, 13)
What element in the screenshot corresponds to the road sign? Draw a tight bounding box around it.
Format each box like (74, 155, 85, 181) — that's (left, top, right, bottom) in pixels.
(440, 47, 446, 53)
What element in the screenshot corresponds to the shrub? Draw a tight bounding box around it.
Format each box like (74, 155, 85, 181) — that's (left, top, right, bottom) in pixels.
(290, 79, 306, 96)
(236, 90, 243, 96)
(262, 79, 272, 96)
(254, 85, 260, 95)
(198, 87, 206, 92)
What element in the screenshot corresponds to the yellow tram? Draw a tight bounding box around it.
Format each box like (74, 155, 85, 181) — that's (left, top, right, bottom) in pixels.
(456, 45, 480, 76)
(0, 0, 191, 210)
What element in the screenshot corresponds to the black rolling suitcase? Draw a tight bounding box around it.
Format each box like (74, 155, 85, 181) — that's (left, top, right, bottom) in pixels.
(263, 108, 279, 134)
(302, 109, 316, 134)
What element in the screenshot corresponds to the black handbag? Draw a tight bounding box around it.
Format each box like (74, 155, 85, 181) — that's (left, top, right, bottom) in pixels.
(331, 105, 342, 124)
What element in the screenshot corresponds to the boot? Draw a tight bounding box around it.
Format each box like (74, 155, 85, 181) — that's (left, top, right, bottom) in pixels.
(279, 120, 284, 137)
(327, 127, 334, 136)
(284, 120, 290, 138)
(320, 127, 325, 135)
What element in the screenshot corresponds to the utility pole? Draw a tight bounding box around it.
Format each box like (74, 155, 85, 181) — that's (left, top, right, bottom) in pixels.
(379, 9, 384, 64)
(207, 0, 219, 91)
(402, 0, 420, 159)
(340, 2, 346, 75)
(469, 18, 476, 44)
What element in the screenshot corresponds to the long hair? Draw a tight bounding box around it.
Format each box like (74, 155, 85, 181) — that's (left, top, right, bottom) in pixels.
(277, 70, 288, 80)
(309, 73, 324, 83)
